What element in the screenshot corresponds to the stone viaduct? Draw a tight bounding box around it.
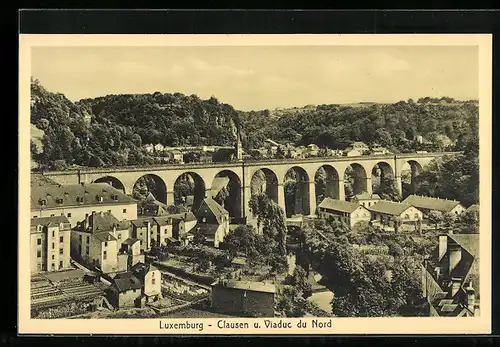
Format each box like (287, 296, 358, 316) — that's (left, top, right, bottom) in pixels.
(37, 152, 458, 221)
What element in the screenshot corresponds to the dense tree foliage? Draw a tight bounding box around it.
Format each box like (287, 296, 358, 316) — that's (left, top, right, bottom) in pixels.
(31, 79, 478, 172)
(299, 220, 431, 317)
(239, 99, 479, 152)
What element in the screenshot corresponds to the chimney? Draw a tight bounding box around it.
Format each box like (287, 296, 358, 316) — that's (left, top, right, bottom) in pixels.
(434, 266, 440, 280)
(438, 234, 448, 260)
(449, 243, 462, 275)
(450, 277, 461, 297)
(465, 282, 476, 314)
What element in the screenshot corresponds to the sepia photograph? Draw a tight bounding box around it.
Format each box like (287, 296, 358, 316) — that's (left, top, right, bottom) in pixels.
(19, 34, 492, 335)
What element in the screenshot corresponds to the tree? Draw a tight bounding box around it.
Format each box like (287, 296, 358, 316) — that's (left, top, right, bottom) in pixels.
(287, 265, 313, 299)
(127, 247, 133, 271)
(427, 210, 443, 230)
(442, 212, 456, 230)
(183, 151, 201, 163)
(275, 285, 310, 317)
(192, 232, 207, 246)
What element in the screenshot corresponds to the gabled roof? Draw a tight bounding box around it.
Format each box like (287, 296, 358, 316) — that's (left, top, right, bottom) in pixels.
(196, 223, 220, 236)
(122, 238, 139, 246)
(402, 195, 462, 213)
(31, 215, 70, 228)
(354, 193, 381, 201)
(318, 198, 363, 214)
(94, 232, 117, 243)
(131, 262, 159, 276)
(197, 198, 229, 223)
(131, 217, 154, 228)
(467, 204, 480, 213)
(79, 211, 129, 233)
(368, 200, 414, 216)
(212, 279, 276, 294)
(111, 272, 142, 292)
(31, 183, 136, 210)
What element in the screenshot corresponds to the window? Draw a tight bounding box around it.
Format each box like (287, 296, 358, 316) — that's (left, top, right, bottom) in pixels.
(52, 243, 55, 249)
(123, 209, 127, 213)
(118, 234, 121, 239)
(52, 230, 55, 237)
(52, 255, 55, 260)
(104, 241, 108, 247)
(86, 236, 90, 243)
(103, 251, 107, 260)
(78, 245, 82, 254)
(108, 210, 111, 213)
(67, 213, 72, 217)
(59, 236, 63, 243)
(79, 235, 82, 242)
(51, 263, 55, 271)
(37, 251, 41, 258)
(140, 240, 143, 245)
(404, 214, 409, 219)
(59, 248, 63, 255)
(33, 216, 38, 218)
(50, 214, 55, 217)
(61, 212, 64, 216)
(86, 246, 89, 255)
(37, 238, 42, 245)
(59, 261, 63, 268)
(152, 278, 156, 285)
(414, 213, 419, 219)
(152, 272, 155, 278)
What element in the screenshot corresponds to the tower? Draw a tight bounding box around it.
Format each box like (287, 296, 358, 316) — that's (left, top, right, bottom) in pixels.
(235, 123, 243, 161)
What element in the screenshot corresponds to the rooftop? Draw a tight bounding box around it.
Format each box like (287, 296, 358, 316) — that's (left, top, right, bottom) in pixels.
(31, 183, 136, 210)
(196, 223, 219, 236)
(368, 200, 414, 216)
(212, 279, 276, 294)
(354, 192, 381, 201)
(31, 215, 71, 228)
(94, 231, 118, 243)
(197, 197, 229, 223)
(402, 194, 462, 213)
(111, 272, 142, 292)
(78, 211, 130, 233)
(318, 198, 362, 214)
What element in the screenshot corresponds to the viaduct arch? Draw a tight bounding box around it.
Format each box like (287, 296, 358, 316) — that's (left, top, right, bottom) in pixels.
(39, 153, 452, 221)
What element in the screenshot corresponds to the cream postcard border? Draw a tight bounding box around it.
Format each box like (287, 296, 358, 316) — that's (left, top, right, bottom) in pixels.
(18, 34, 492, 335)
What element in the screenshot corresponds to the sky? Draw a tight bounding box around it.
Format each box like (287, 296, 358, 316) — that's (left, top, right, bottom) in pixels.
(31, 45, 478, 111)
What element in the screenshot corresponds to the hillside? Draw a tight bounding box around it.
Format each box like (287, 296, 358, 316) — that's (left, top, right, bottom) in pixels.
(30, 78, 478, 170)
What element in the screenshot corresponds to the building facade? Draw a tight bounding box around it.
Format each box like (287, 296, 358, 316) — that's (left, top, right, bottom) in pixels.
(317, 198, 371, 228)
(30, 216, 71, 273)
(421, 233, 480, 316)
(31, 182, 138, 225)
(106, 272, 143, 308)
(71, 211, 134, 274)
(368, 200, 423, 228)
(402, 195, 466, 217)
(351, 193, 381, 208)
(132, 262, 162, 303)
(195, 198, 230, 248)
(211, 279, 276, 317)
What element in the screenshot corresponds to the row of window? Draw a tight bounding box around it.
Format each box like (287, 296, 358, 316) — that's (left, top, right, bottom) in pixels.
(37, 237, 64, 246)
(37, 248, 64, 257)
(32, 208, 128, 219)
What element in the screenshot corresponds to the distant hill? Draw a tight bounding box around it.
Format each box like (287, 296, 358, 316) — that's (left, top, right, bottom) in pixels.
(30, 77, 478, 170)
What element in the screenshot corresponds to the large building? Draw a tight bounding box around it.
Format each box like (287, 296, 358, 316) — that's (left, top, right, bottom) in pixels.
(30, 216, 71, 273)
(402, 195, 466, 216)
(421, 233, 479, 316)
(31, 182, 138, 225)
(211, 279, 276, 317)
(195, 198, 230, 248)
(351, 193, 381, 208)
(317, 198, 371, 228)
(368, 200, 423, 228)
(71, 211, 142, 274)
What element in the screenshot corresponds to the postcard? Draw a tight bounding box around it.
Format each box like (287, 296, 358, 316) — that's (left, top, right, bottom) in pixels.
(19, 33, 492, 335)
